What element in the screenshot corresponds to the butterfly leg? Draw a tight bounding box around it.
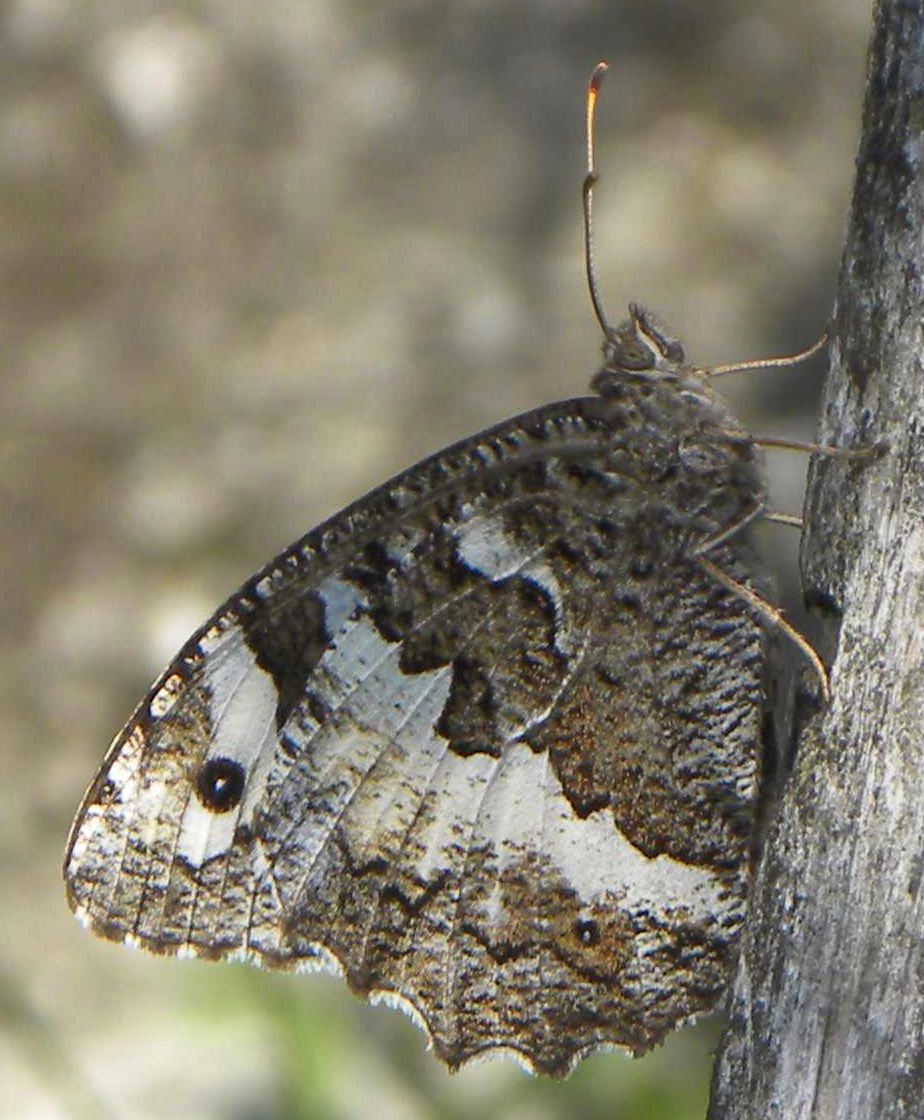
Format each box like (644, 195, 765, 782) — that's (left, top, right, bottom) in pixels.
(690, 503, 767, 557)
(692, 506, 828, 698)
(702, 432, 880, 691)
(695, 554, 829, 701)
(716, 427, 882, 460)
(752, 435, 881, 459)
(708, 328, 830, 378)
(762, 511, 803, 529)
(692, 505, 805, 555)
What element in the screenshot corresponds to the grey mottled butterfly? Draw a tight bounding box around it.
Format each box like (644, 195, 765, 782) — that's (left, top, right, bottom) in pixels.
(64, 63, 827, 1076)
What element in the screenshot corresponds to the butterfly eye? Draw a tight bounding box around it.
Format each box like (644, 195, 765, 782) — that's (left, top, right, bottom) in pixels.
(615, 342, 654, 371)
(196, 757, 245, 813)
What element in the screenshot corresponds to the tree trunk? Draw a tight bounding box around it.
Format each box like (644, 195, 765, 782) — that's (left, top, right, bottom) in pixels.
(709, 2, 924, 1117)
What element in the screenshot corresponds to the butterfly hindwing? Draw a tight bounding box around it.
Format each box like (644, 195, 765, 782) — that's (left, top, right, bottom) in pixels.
(65, 385, 766, 1075)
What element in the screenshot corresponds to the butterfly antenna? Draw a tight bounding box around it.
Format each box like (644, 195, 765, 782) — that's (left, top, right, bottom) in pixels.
(709, 327, 829, 378)
(583, 62, 612, 336)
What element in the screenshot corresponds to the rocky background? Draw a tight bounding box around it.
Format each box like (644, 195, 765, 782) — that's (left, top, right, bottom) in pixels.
(2, 2, 870, 1118)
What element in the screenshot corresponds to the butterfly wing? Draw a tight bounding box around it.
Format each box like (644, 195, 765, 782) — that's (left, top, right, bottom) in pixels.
(65, 394, 766, 1076)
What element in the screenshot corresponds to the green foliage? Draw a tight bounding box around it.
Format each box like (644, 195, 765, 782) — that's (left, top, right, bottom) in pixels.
(189, 965, 717, 1120)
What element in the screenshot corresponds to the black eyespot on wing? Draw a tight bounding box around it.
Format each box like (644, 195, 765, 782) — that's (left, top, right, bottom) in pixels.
(196, 757, 245, 813)
(574, 918, 600, 946)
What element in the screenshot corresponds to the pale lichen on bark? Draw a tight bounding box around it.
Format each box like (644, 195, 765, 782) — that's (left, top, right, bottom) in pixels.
(709, 2, 924, 1117)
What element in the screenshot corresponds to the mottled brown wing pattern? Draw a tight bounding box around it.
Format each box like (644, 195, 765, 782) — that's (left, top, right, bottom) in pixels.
(65, 356, 769, 1075)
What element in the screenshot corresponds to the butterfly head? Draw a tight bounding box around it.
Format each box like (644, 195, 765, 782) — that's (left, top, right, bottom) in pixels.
(592, 303, 695, 395)
(606, 304, 684, 370)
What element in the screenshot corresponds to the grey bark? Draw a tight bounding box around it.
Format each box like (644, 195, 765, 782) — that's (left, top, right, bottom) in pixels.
(708, 2, 924, 1117)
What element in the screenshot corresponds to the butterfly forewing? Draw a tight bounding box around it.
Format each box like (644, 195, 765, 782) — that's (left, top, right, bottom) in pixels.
(65, 378, 767, 1076)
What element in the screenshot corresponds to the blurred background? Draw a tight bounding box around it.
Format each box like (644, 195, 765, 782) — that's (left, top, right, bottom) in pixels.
(2, 2, 871, 1117)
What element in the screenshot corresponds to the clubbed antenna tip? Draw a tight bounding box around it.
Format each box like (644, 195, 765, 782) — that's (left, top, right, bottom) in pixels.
(583, 62, 611, 336)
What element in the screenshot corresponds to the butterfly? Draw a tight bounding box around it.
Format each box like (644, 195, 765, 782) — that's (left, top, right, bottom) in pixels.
(64, 63, 821, 1076)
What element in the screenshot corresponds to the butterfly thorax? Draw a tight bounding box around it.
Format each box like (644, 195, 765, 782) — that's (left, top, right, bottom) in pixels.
(584, 305, 764, 558)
